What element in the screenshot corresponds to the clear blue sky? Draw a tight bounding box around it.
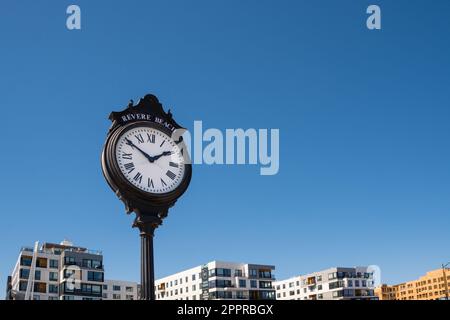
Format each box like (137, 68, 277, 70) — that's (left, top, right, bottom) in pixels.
(1, 0, 450, 297)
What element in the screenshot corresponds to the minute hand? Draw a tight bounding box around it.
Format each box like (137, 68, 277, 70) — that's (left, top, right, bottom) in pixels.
(125, 138, 154, 163)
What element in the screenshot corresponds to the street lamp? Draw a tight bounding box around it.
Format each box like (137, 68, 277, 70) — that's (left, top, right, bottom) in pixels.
(442, 262, 450, 301)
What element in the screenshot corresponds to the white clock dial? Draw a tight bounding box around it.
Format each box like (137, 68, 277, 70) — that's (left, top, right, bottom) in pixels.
(115, 126, 185, 194)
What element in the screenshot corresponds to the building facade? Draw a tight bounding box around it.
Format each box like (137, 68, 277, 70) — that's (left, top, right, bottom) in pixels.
(375, 269, 450, 300)
(155, 261, 276, 300)
(7, 240, 138, 300)
(103, 280, 139, 300)
(274, 267, 377, 300)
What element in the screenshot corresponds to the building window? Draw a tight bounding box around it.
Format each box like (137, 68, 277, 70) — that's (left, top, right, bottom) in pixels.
(235, 269, 243, 277)
(289, 282, 294, 288)
(355, 280, 360, 287)
(19, 281, 28, 291)
(260, 291, 275, 300)
(329, 281, 344, 289)
(259, 270, 272, 279)
(259, 281, 272, 289)
(209, 279, 232, 288)
(174, 280, 178, 286)
(49, 272, 58, 281)
(318, 284, 323, 290)
(317, 275, 322, 282)
(64, 257, 76, 265)
(49, 259, 59, 269)
(49, 296, 59, 300)
(36, 258, 47, 268)
(126, 295, 134, 300)
(289, 290, 295, 296)
(83, 259, 102, 269)
(20, 256, 32, 267)
(88, 271, 104, 282)
(249, 269, 258, 278)
(332, 290, 344, 298)
(328, 272, 337, 280)
(192, 274, 196, 281)
(63, 296, 75, 300)
(103, 285, 108, 290)
(113, 285, 121, 291)
(239, 279, 246, 288)
(192, 285, 196, 291)
(250, 280, 257, 288)
(209, 291, 232, 299)
(126, 286, 134, 292)
(348, 280, 353, 287)
(209, 268, 231, 277)
(49, 284, 58, 294)
(180, 278, 183, 284)
(20, 268, 30, 279)
(81, 284, 101, 295)
(34, 282, 46, 293)
(35, 270, 41, 281)
(113, 294, 121, 299)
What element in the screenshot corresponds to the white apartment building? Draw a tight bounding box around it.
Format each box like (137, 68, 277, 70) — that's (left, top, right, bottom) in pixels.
(103, 280, 139, 300)
(6, 240, 138, 300)
(155, 261, 276, 300)
(274, 266, 377, 300)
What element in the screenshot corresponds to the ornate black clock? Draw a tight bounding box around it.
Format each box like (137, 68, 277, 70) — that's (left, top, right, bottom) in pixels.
(101, 94, 192, 300)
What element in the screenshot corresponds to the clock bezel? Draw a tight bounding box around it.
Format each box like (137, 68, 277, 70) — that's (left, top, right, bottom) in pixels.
(102, 121, 192, 207)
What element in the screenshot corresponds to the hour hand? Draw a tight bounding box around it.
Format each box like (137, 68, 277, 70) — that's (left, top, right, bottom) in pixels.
(152, 151, 173, 162)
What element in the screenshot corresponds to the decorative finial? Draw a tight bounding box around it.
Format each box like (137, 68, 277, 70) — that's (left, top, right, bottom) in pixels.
(127, 99, 134, 108)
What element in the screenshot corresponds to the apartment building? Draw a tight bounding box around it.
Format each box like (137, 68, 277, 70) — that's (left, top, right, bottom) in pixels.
(274, 267, 377, 300)
(155, 261, 276, 300)
(103, 280, 139, 300)
(7, 240, 138, 300)
(375, 268, 450, 300)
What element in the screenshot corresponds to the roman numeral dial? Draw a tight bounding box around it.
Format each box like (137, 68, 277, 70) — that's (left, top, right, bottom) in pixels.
(115, 126, 185, 194)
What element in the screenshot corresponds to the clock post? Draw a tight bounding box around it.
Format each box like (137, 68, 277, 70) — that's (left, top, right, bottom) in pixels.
(101, 94, 192, 300)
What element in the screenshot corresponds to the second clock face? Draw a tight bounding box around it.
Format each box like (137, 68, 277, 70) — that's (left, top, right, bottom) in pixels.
(115, 126, 185, 194)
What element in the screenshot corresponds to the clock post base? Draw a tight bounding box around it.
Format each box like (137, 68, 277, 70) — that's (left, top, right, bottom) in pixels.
(133, 212, 163, 300)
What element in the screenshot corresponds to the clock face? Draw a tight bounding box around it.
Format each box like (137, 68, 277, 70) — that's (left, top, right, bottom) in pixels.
(115, 126, 186, 194)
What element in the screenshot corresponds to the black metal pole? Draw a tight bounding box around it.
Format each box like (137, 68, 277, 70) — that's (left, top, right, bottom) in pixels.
(140, 230, 155, 300)
(133, 213, 161, 300)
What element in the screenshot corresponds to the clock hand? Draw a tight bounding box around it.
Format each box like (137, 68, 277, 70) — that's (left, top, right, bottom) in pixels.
(152, 151, 173, 162)
(125, 138, 155, 163)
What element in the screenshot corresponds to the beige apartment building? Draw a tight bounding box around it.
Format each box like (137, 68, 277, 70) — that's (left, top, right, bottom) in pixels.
(375, 268, 450, 300)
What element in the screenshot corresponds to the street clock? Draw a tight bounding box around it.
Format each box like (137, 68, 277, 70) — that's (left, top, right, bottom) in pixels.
(101, 94, 192, 300)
